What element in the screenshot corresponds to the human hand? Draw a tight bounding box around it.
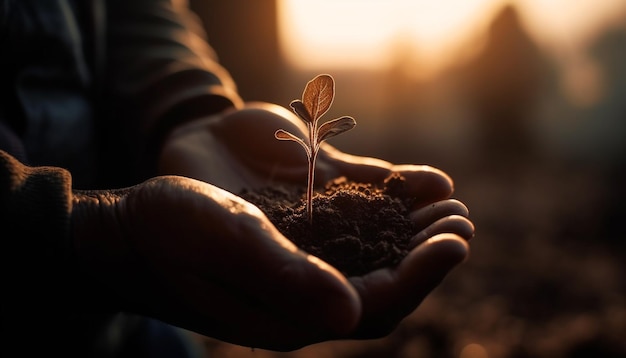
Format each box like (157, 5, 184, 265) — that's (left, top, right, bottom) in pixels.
(159, 101, 473, 245)
(157, 102, 474, 347)
(71, 175, 362, 350)
(159, 102, 462, 206)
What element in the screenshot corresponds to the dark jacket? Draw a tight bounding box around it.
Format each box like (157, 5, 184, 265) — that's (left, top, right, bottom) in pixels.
(0, 0, 241, 188)
(0, 0, 242, 355)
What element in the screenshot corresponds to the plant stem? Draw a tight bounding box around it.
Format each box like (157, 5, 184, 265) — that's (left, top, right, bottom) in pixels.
(307, 152, 316, 224)
(306, 122, 317, 224)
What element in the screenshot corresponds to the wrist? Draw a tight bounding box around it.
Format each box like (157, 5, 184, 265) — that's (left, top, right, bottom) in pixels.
(70, 188, 132, 311)
(71, 188, 132, 272)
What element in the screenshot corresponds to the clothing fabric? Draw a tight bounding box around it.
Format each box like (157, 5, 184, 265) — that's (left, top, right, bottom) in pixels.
(0, 0, 241, 188)
(0, 0, 243, 355)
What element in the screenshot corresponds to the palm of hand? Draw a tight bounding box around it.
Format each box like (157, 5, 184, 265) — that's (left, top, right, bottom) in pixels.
(159, 103, 316, 194)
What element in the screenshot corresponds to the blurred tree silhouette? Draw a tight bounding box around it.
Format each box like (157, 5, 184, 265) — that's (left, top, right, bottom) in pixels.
(458, 5, 547, 173)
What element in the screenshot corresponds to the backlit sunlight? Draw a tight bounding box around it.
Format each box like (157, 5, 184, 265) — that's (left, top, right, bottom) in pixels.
(278, 0, 626, 78)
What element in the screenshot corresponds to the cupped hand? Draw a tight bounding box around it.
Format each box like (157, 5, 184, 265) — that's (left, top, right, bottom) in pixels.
(71, 175, 362, 350)
(159, 102, 465, 208)
(154, 102, 475, 347)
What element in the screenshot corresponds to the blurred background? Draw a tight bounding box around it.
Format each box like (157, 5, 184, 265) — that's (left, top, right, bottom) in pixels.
(188, 1, 625, 357)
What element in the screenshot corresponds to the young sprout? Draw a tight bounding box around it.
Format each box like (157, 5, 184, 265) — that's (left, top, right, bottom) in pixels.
(275, 74, 356, 224)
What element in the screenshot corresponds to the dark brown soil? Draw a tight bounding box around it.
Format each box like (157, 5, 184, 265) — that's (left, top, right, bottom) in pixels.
(239, 173, 417, 277)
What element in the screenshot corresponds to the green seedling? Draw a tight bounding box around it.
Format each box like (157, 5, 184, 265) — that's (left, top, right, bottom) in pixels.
(275, 74, 356, 224)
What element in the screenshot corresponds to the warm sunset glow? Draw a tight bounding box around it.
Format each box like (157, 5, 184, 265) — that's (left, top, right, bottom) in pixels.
(278, 0, 626, 77)
(278, 0, 499, 75)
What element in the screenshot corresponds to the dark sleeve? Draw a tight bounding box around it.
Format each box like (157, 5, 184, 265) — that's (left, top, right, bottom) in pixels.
(104, 0, 244, 174)
(0, 149, 75, 327)
(0, 149, 72, 261)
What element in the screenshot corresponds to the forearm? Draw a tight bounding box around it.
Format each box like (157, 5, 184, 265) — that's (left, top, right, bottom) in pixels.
(105, 0, 243, 168)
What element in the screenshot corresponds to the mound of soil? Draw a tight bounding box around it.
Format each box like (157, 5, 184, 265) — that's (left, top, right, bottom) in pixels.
(240, 173, 418, 277)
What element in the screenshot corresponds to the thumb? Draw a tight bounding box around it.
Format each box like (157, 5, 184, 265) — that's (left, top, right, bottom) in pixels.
(247, 238, 362, 336)
(349, 233, 468, 339)
(389, 233, 469, 319)
(206, 236, 362, 350)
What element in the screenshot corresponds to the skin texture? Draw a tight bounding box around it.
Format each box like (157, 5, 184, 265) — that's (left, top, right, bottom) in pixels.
(72, 102, 474, 351)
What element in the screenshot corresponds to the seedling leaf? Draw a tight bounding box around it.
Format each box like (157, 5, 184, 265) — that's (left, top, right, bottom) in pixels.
(289, 100, 312, 123)
(274, 129, 312, 158)
(317, 116, 356, 145)
(302, 74, 334, 125)
(275, 74, 355, 224)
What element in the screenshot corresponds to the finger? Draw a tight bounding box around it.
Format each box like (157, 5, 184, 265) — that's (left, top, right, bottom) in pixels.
(347, 234, 469, 339)
(148, 239, 361, 351)
(162, 256, 356, 351)
(393, 234, 469, 315)
(392, 165, 455, 206)
(261, 252, 362, 336)
(319, 145, 454, 205)
(318, 144, 393, 185)
(195, 223, 362, 338)
(409, 215, 475, 249)
(409, 199, 470, 229)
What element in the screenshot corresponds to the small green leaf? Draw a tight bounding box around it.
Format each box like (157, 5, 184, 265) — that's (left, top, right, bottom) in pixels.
(274, 129, 312, 158)
(317, 116, 356, 144)
(302, 74, 334, 125)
